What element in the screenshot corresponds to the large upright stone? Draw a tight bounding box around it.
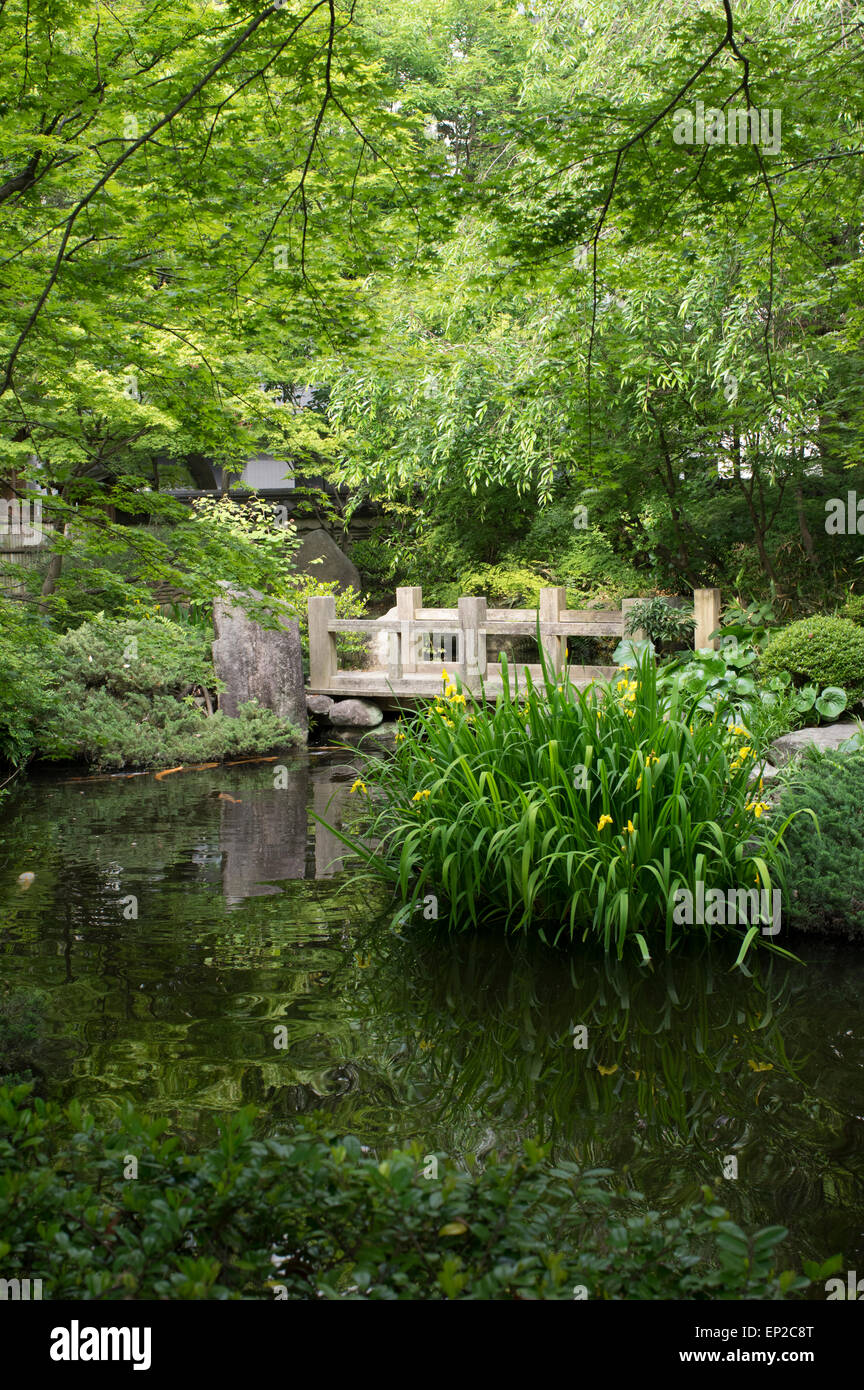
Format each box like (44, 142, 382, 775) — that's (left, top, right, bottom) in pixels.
(212, 587, 308, 737)
(293, 527, 361, 593)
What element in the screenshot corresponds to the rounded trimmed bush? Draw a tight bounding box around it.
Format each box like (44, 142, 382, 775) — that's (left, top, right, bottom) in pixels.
(759, 616, 864, 704)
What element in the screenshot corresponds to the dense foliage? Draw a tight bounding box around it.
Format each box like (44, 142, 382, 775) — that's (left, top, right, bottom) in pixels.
(0, 600, 60, 766)
(0, 609, 301, 770)
(0, 0, 416, 618)
(338, 649, 794, 959)
(658, 635, 849, 737)
(0, 1082, 825, 1300)
(4, 1, 864, 622)
(57, 616, 215, 698)
(321, 0, 864, 615)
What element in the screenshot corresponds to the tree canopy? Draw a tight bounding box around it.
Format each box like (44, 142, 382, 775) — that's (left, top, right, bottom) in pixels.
(3, 0, 864, 612)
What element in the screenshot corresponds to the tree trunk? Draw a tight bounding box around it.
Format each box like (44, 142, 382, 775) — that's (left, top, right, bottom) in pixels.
(39, 549, 63, 603)
(794, 480, 820, 579)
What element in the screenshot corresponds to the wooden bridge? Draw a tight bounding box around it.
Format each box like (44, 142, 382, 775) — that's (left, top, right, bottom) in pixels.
(307, 586, 721, 702)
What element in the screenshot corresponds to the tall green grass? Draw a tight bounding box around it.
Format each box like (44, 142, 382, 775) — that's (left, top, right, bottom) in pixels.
(336, 648, 797, 960)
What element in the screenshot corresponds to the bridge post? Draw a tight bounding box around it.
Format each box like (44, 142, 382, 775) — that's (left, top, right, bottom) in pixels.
(308, 594, 338, 688)
(396, 585, 422, 674)
(693, 587, 721, 650)
(539, 586, 566, 675)
(621, 598, 646, 643)
(458, 595, 487, 686)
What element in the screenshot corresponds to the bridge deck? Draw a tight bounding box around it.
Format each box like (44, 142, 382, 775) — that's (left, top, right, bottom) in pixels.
(307, 664, 618, 702)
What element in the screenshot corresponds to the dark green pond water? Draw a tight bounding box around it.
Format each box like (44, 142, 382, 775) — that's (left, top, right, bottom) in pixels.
(1, 747, 863, 1274)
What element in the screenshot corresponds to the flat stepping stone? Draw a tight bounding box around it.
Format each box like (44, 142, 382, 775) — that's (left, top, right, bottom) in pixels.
(769, 723, 860, 766)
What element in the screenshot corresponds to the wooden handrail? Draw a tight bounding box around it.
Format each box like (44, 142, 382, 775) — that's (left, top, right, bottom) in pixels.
(307, 585, 721, 692)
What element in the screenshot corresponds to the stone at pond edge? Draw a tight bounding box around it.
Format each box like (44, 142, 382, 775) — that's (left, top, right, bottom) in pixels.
(328, 698, 384, 728)
(212, 586, 308, 738)
(769, 723, 860, 767)
(306, 694, 334, 717)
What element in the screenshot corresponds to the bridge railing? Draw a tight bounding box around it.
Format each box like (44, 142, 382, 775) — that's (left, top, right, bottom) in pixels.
(307, 586, 721, 694)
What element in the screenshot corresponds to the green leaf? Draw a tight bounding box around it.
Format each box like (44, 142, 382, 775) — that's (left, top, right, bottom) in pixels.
(814, 687, 847, 720)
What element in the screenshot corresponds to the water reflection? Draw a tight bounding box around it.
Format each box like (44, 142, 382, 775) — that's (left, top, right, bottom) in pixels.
(0, 751, 862, 1271)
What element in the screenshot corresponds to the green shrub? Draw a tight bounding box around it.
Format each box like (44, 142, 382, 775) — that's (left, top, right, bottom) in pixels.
(624, 596, 695, 650)
(512, 508, 646, 603)
(56, 614, 214, 696)
(337, 648, 793, 959)
(778, 749, 864, 940)
(45, 692, 300, 771)
(277, 571, 367, 667)
(1, 608, 302, 770)
(349, 532, 401, 603)
(660, 639, 846, 743)
(515, 500, 582, 557)
(554, 528, 646, 603)
(456, 563, 543, 608)
(0, 598, 64, 766)
(759, 616, 864, 705)
(0, 1083, 815, 1300)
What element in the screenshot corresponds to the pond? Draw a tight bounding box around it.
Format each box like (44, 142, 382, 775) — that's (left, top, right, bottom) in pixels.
(1, 746, 863, 1278)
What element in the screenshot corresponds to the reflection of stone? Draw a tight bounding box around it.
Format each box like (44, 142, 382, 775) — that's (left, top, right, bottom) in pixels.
(212, 585, 308, 736)
(313, 776, 352, 878)
(339, 722, 399, 748)
(221, 763, 310, 904)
